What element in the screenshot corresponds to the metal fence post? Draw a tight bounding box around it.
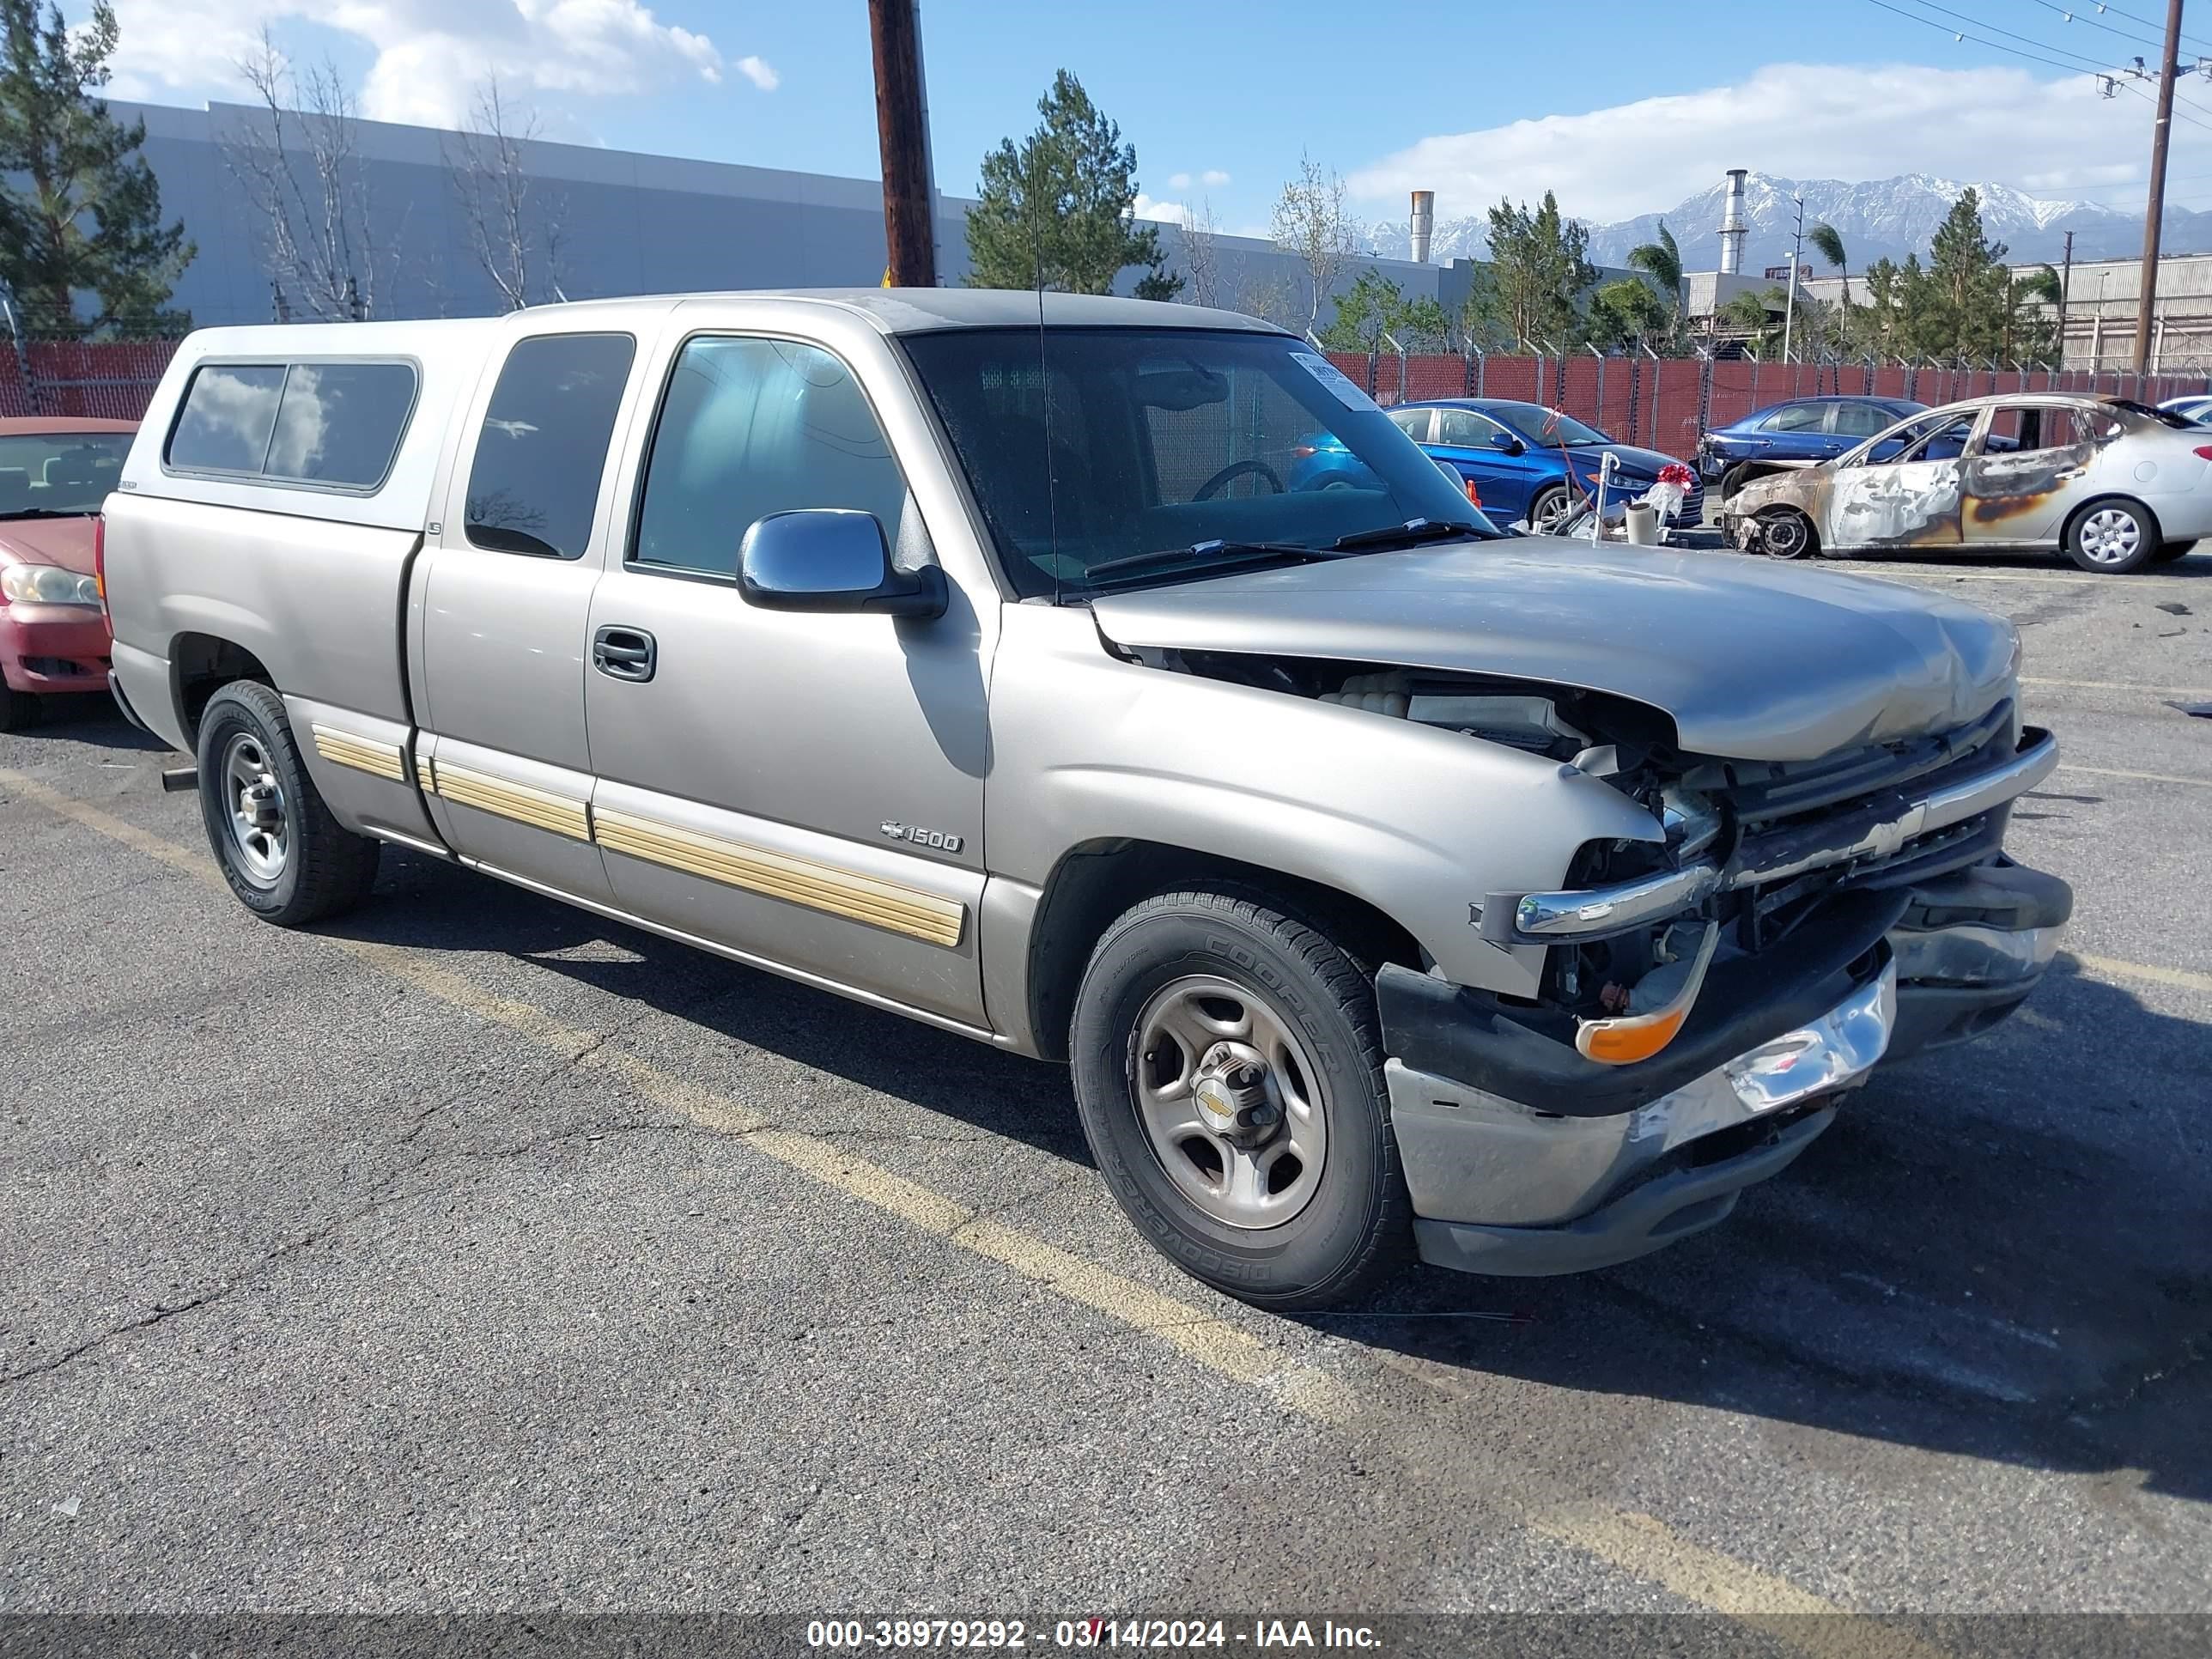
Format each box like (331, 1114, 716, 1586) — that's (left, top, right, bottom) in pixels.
(1695, 346, 1714, 447)
(1626, 353, 1642, 444)
(0, 293, 40, 416)
(1643, 343, 1662, 451)
(1590, 344, 1607, 434)
(1475, 344, 1486, 398)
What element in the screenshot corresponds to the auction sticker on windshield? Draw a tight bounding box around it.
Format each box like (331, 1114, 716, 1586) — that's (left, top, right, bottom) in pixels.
(1289, 350, 1380, 412)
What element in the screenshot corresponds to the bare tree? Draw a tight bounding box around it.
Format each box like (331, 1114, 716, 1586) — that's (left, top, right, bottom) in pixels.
(226, 31, 389, 321)
(1179, 199, 1222, 309)
(1270, 154, 1356, 330)
(441, 76, 568, 312)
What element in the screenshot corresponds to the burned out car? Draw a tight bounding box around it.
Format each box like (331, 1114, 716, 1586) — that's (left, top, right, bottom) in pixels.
(1719, 393, 2212, 573)
(105, 292, 2071, 1310)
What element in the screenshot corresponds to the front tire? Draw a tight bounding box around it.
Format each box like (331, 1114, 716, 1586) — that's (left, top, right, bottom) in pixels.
(1756, 506, 1817, 559)
(1069, 888, 1412, 1310)
(195, 681, 380, 926)
(1526, 483, 1572, 537)
(2065, 499, 2160, 574)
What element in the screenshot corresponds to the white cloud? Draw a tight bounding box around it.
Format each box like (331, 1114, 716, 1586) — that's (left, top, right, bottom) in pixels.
(1347, 62, 2209, 224)
(1167, 171, 1190, 190)
(1200, 168, 1230, 187)
(1133, 192, 1190, 227)
(105, 0, 764, 129)
(1166, 167, 1230, 191)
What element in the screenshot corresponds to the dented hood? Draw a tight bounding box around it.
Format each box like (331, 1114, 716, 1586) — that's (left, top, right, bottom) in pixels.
(1089, 542, 2019, 762)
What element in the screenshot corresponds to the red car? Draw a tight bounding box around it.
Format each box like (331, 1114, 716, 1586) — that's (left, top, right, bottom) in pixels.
(0, 416, 136, 729)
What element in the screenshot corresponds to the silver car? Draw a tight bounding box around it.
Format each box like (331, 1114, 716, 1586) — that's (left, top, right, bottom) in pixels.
(1720, 392, 2211, 573)
(100, 292, 2071, 1308)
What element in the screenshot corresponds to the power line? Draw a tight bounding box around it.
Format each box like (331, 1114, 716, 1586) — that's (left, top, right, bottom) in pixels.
(1896, 0, 2116, 70)
(2042, 0, 2212, 58)
(1862, 0, 2212, 132)
(2020, 0, 2198, 55)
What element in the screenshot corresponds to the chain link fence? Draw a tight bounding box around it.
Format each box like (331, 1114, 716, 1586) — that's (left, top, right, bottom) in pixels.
(0, 300, 185, 422)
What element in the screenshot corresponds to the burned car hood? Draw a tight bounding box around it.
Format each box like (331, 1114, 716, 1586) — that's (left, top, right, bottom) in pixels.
(1089, 543, 2019, 762)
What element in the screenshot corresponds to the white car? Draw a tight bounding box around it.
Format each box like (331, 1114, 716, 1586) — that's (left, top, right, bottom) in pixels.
(1719, 393, 2210, 574)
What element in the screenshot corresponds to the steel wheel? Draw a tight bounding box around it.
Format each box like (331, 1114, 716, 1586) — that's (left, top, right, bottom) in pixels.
(1132, 973, 1329, 1230)
(1759, 508, 1814, 559)
(2077, 506, 2142, 567)
(220, 731, 289, 884)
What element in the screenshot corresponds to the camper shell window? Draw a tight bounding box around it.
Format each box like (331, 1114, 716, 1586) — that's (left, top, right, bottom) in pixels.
(165, 360, 420, 492)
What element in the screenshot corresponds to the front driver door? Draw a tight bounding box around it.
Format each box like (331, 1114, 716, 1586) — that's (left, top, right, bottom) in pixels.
(1430, 407, 1528, 518)
(1825, 410, 1978, 551)
(581, 331, 990, 1027)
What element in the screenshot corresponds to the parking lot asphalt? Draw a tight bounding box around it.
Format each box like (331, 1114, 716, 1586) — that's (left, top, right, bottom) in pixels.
(3, 544, 2209, 1634)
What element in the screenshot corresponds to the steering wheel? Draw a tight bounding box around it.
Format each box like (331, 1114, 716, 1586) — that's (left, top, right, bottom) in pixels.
(1194, 458, 1285, 501)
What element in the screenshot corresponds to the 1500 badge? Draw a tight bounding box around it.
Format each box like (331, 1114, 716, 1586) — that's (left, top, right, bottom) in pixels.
(881, 820, 963, 853)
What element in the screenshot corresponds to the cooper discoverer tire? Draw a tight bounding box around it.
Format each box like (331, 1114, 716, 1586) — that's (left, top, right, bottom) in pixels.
(195, 681, 380, 926)
(1069, 888, 1413, 1310)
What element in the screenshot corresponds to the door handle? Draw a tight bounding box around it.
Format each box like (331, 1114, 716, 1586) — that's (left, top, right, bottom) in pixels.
(592, 625, 657, 683)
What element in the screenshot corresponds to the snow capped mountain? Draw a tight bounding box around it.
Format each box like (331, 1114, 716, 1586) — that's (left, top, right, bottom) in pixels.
(1360, 171, 2209, 270)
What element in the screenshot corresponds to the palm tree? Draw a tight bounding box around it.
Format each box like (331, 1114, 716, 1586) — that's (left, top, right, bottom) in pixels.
(1808, 222, 1853, 356)
(1626, 222, 1684, 342)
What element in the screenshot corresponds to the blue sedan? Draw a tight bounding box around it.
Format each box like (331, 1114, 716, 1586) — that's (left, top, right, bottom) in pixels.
(1291, 398, 1701, 535)
(1698, 396, 1927, 494)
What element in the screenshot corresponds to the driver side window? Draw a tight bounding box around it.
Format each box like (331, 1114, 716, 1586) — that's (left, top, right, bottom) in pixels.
(1884, 414, 1976, 465)
(1432, 409, 1500, 447)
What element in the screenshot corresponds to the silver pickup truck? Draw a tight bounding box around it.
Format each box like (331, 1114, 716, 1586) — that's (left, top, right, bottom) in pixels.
(100, 290, 2071, 1309)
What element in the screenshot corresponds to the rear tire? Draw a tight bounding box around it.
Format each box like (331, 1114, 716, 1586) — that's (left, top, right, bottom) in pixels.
(195, 681, 380, 926)
(1068, 888, 1412, 1310)
(2154, 539, 2197, 563)
(2064, 498, 2160, 574)
(0, 686, 37, 732)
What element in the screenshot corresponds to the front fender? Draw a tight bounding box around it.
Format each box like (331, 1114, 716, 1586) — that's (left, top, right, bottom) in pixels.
(987, 605, 1662, 997)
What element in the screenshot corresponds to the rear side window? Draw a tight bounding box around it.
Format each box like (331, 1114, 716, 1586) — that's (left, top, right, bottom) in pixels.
(631, 336, 907, 576)
(1763, 403, 1826, 433)
(465, 333, 636, 560)
(167, 360, 416, 489)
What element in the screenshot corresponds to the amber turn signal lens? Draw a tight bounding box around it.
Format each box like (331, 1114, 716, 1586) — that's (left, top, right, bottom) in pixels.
(1577, 1006, 1690, 1065)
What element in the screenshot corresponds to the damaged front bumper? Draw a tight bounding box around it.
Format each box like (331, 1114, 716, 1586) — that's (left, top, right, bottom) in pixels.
(1378, 861, 2072, 1277)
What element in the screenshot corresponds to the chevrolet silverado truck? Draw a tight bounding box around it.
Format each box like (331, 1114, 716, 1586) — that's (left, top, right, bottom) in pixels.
(99, 292, 2072, 1309)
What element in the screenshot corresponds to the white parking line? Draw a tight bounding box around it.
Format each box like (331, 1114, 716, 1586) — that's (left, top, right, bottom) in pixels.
(2056, 762, 2212, 789)
(2024, 675, 2211, 697)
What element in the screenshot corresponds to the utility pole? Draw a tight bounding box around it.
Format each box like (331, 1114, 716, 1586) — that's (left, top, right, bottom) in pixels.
(868, 0, 938, 289)
(1781, 191, 1804, 366)
(2057, 229, 2073, 369)
(2132, 0, 2185, 376)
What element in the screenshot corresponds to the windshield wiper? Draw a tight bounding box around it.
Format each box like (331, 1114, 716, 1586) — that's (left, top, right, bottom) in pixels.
(1083, 538, 1348, 584)
(1328, 518, 1491, 551)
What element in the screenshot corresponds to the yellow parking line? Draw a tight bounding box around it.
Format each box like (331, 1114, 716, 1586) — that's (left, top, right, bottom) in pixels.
(2023, 675, 2211, 697)
(2069, 951, 2212, 996)
(1530, 1506, 1947, 1658)
(0, 763, 1954, 1637)
(2056, 762, 2212, 789)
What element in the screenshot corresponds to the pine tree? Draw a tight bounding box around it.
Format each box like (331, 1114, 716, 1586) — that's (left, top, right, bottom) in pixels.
(1484, 192, 1594, 349)
(0, 0, 193, 333)
(965, 71, 1168, 295)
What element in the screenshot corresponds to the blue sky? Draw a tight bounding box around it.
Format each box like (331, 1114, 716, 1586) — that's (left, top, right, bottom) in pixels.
(91, 0, 2212, 228)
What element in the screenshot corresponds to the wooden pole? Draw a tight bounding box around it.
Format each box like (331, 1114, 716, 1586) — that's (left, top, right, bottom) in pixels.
(868, 0, 937, 289)
(2131, 0, 2185, 374)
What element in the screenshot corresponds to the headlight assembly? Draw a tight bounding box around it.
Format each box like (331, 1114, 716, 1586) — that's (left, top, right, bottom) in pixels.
(0, 564, 101, 606)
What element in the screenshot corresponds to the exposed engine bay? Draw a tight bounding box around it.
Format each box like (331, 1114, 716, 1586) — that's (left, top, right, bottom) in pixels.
(1120, 643, 2049, 1044)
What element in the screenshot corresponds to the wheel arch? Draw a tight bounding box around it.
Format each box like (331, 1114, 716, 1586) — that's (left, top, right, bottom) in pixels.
(169, 631, 276, 749)
(1022, 839, 1425, 1064)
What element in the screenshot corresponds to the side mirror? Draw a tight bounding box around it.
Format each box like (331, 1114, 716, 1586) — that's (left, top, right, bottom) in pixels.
(738, 508, 946, 619)
(1492, 432, 1524, 455)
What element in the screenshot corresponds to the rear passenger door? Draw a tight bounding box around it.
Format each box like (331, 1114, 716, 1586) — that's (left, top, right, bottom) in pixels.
(580, 331, 989, 1027)
(413, 329, 644, 902)
(1960, 404, 2103, 545)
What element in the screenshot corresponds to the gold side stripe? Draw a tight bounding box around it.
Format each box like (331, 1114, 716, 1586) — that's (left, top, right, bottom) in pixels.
(592, 805, 965, 949)
(415, 752, 436, 793)
(309, 724, 406, 783)
(430, 760, 592, 842)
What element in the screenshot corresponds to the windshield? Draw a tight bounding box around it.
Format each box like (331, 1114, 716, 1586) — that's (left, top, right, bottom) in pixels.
(0, 432, 131, 518)
(1479, 402, 1610, 447)
(902, 327, 1500, 598)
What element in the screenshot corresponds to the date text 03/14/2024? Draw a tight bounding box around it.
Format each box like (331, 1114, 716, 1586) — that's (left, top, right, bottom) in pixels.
(804, 1620, 1383, 1650)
